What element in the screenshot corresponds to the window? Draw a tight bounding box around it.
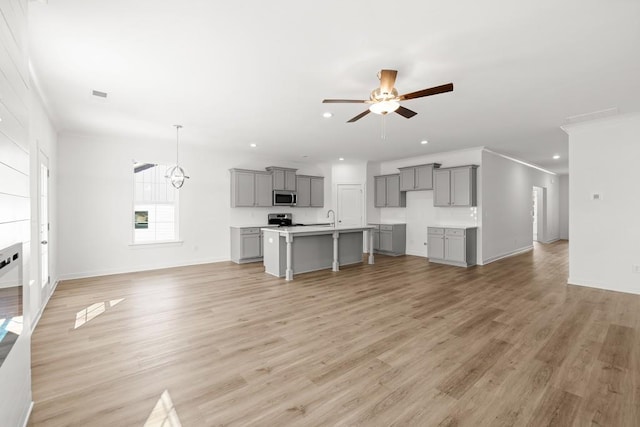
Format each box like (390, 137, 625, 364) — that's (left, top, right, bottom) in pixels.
(133, 162, 178, 243)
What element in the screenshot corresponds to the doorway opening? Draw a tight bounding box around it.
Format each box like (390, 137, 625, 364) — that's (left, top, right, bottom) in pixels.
(532, 186, 545, 243)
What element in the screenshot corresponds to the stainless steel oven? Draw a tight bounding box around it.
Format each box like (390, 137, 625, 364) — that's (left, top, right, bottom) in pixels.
(273, 190, 297, 206)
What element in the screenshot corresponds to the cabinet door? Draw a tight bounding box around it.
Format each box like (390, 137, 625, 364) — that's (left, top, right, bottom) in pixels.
(373, 230, 380, 250)
(415, 165, 434, 190)
(310, 177, 324, 207)
(285, 171, 296, 191)
(255, 173, 273, 207)
(241, 234, 261, 259)
(433, 170, 451, 206)
(451, 168, 471, 206)
(399, 168, 415, 191)
(445, 235, 465, 262)
(379, 231, 393, 252)
(428, 234, 445, 260)
(385, 175, 401, 207)
(235, 171, 256, 207)
(272, 170, 285, 190)
(296, 176, 311, 207)
(374, 176, 387, 207)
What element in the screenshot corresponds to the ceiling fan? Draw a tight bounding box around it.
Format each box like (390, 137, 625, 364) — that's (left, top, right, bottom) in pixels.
(322, 69, 453, 123)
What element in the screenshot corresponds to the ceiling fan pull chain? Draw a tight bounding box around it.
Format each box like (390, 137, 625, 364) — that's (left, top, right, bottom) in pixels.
(381, 115, 386, 139)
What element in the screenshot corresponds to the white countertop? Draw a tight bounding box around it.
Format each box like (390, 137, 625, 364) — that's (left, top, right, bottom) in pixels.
(231, 223, 332, 229)
(429, 224, 478, 229)
(262, 225, 375, 235)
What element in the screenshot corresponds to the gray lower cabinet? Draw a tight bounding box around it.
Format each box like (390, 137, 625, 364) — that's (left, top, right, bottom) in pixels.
(374, 174, 406, 207)
(230, 227, 264, 263)
(296, 175, 324, 207)
(433, 165, 478, 207)
(428, 227, 477, 267)
(369, 223, 406, 256)
(230, 169, 273, 207)
(399, 163, 440, 191)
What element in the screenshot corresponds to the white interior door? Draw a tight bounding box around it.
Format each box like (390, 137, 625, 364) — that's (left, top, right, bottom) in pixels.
(337, 184, 363, 226)
(39, 153, 49, 288)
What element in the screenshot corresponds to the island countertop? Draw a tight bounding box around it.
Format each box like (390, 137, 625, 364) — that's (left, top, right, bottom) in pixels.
(262, 225, 375, 235)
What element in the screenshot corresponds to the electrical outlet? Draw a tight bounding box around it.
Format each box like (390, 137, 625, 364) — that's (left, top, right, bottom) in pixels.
(633, 265, 640, 274)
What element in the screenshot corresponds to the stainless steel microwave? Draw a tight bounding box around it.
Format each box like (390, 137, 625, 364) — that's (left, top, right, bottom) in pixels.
(273, 190, 297, 206)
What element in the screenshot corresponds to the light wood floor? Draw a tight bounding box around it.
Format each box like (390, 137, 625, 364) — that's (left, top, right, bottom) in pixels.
(29, 242, 640, 426)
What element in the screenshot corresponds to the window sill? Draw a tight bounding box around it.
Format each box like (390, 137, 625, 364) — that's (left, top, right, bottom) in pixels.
(129, 240, 184, 248)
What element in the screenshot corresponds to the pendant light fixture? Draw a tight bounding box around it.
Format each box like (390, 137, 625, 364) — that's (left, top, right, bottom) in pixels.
(165, 124, 189, 189)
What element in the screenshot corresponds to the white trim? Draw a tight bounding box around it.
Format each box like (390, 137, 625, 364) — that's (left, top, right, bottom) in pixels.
(30, 279, 59, 333)
(482, 245, 533, 265)
(568, 278, 640, 296)
(483, 148, 556, 175)
(405, 250, 427, 258)
(58, 256, 229, 281)
(21, 401, 34, 427)
(128, 240, 184, 248)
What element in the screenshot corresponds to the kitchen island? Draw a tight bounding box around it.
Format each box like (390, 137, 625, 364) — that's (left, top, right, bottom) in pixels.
(262, 225, 375, 281)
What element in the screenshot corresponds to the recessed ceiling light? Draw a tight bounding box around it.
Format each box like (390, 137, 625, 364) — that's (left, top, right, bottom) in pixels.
(421, 140, 428, 145)
(553, 154, 560, 159)
(339, 157, 344, 161)
(323, 112, 333, 118)
(249, 143, 257, 148)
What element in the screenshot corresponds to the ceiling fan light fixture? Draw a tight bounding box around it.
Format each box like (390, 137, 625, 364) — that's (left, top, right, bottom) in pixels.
(369, 100, 400, 115)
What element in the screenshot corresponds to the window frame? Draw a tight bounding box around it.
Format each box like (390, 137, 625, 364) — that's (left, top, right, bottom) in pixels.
(131, 162, 180, 245)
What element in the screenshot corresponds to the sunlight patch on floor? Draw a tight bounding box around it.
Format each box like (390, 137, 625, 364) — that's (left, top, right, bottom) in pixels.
(144, 389, 182, 427)
(74, 298, 124, 329)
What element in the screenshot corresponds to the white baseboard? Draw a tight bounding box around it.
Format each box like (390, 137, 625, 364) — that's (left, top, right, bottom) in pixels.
(567, 277, 640, 296)
(405, 250, 427, 258)
(58, 256, 230, 281)
(482, 245, 533, 265)
(21, 401, 34, 427)
(541, 238, 560, 244)
(31, 279, 59, 332)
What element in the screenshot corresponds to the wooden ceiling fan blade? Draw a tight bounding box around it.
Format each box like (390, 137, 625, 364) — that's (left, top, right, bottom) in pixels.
(399, 83, 454, 101)
(322, 99, 367, 103)
(347, 110, 371, 123)
(379, 69, 398, 94)
(395, 106, 418, 119)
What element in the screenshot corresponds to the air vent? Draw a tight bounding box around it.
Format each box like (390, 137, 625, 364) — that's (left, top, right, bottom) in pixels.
(91, 90, 108, 98)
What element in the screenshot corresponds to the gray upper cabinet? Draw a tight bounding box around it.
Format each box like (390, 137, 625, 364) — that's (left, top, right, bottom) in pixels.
(399, 163, 441, 191)
(266, 167, 297, 191)
(374, 174, 406, 207)
(230, 169, 273, 207)
(296, 176, 311, 206)
(310, 176, 324, 207)
(433, 165, 478, 207)
(296, 175, 324, 208)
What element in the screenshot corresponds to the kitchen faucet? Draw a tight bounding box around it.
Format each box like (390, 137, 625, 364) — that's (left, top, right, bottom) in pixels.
(327, 210, 336, 227)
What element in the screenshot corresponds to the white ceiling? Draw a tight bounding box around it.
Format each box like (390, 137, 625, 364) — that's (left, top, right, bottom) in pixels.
(28, 0, 640, 173)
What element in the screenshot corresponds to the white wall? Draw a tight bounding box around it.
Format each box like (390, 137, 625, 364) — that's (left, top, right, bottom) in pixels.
(0, 0, 34, 424)
(370, 148, 483, 259)
(559, 174, 569, 239)
(481, 150, 559, 264)
(566, 113, 640, 294)
(57, 133, 337, 279)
